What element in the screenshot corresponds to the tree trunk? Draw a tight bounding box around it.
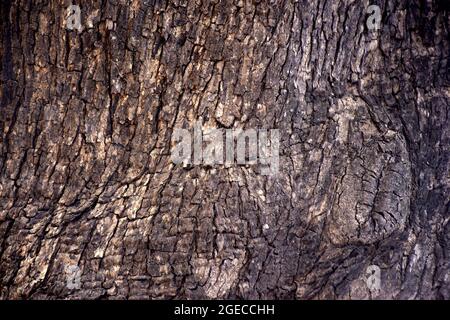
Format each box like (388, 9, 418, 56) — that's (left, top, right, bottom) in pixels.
(0, 0, 449, 299)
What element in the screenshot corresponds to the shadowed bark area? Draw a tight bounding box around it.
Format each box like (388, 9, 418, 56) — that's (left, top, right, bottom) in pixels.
(0, 0, 449, 299)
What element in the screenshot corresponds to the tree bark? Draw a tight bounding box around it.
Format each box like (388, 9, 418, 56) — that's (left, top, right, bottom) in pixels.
(0, 0, 449, 299)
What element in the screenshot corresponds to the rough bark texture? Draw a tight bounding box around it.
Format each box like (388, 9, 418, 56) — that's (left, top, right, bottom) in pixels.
(0, 0, 449, 299)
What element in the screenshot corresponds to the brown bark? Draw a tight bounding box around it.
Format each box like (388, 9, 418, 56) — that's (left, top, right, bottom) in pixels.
(0, 0, 449, 299)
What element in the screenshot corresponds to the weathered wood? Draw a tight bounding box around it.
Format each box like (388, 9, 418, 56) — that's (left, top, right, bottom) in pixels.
(0, 0, 448, 299)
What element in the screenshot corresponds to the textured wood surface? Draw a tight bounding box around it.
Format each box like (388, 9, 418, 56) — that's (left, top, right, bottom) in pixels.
(0, 0, 449, 299)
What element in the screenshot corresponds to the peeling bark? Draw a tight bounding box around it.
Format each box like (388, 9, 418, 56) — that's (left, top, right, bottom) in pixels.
(0, 0, 449, 299)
